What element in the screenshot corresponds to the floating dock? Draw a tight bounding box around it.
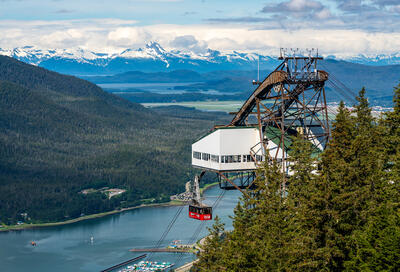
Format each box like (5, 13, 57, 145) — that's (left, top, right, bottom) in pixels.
(100, 254, 147, 272)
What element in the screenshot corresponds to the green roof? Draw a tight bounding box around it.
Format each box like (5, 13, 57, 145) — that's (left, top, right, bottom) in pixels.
(264, 126, 321, 158)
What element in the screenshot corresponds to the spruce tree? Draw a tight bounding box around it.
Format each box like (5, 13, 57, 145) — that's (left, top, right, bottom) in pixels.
(220, 198, 258, 271)
(249, 160, 293, 271)
(286, 135, 326, 271)
(384, 83, 400, 157)
(224, 160, 292, 271)
(343, 84, 400, 271)
(384, 82, 400, 202)
(320, 89, 390, 270)
(196, 86, 400, 271)
(319, 100, 359, 270)
(196, 159, 293, 271)
(344, 203, 400, 271)
(195, 216, 226, 271)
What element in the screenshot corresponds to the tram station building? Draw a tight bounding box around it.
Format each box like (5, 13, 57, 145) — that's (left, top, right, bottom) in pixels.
(192, 126, 266, 172)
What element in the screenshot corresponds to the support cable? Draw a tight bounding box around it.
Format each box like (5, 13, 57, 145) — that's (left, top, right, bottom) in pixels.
(326, 81, 357, 105)
(174, 189, 226, 267)
(320, 63, 358, 105)
(147, 204, 185, 261)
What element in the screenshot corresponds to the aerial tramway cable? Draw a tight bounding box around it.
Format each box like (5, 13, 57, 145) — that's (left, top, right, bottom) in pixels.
(189, 189, 225, 245)
(327, 80, 357, 104)
(146, 204, 185, 261)
(320, 63, 359, 105)
(147, 180, 226, 264)
(174, 189, 227, 267)
(326, 68, 359, 98)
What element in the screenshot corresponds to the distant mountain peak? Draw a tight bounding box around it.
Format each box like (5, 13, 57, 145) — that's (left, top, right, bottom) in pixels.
(1, 42, 400, 75)
(145, 41, 166, 53)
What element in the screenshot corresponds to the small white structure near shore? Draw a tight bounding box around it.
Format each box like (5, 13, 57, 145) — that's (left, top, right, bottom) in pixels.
(192, 126, 264, 172)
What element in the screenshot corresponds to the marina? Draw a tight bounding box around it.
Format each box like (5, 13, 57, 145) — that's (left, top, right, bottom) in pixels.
(118, 261, 174, 272)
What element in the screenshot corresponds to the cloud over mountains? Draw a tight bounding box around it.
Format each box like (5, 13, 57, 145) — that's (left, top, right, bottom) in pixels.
(0, 0, 399, 57)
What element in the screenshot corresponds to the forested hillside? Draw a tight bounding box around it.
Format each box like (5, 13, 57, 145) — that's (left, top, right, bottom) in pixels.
(0, 56, 230, 225)
(196, 87, 400, 271)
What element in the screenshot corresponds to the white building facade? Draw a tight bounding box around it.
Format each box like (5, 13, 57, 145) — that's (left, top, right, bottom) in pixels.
(192, 126, 265, 172)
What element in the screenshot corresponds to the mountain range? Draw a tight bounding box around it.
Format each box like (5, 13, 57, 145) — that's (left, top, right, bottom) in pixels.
(2, 42, 400, 75)
(2, 42, 400, 106)
(83, 60, 400, 107)
(0, 42, 276, 75)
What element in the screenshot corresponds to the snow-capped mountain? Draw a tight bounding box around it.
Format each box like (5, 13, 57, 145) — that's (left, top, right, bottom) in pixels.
(0, 46, 109, 65)
(347, 53, 400, 66)
(326, 52, 400, 66)
(1, 42, 399, 75)
(0, 42, 280, 75)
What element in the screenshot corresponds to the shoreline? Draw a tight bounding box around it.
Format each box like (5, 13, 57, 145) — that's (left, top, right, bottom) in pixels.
(0, 182, 220, 232)
(200, 181, 219, 194)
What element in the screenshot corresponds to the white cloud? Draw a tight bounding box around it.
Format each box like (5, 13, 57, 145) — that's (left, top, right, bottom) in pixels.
(170, 35, 208, 54)
(261, 0, 326, 19)
(0, 19, 138, 52)
(148, 24, 400, 57)
(315, 8, 333, 19)
(1, 18, 400, 57)
(285, 0, 323, 12)
(392, 5, 400, 13)
(107, 27, 151, 47)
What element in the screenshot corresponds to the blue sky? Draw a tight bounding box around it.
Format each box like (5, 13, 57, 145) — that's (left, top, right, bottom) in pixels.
(2, 0, 269, 23)
(0, 0, 400, 56)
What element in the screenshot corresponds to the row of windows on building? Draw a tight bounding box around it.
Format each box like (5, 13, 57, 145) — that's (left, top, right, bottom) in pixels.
(193, 151, 264, 163)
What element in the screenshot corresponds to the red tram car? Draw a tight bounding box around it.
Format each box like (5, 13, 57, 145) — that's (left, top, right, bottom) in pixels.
(189, 205, 212, 221)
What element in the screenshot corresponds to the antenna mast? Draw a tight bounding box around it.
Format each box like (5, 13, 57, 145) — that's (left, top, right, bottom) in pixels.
(258, 55, 260, 83)
(253, 54, 262, 85)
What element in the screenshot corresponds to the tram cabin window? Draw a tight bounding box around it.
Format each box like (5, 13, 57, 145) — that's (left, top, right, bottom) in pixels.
(211, 155, 219, 163)
(246, 155, 255, 162)
(202, 153, 210, 161)
(220, 155, 243, 163)
(236, 155, 241, 163)
(189, 205, 212, 215)
(193, 151, 201, 160)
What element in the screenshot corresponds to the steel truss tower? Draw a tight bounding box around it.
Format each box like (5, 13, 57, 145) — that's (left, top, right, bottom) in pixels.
(198, 49, 330, 193)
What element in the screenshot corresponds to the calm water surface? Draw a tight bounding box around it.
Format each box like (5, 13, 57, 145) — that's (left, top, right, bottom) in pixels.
(98, 82, 229, 95)
(0, 185, 241, 272)
(98, 82, 195, 94)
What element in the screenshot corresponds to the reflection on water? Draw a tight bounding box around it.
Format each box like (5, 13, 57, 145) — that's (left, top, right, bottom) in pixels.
(98, 82, 197, 95)
(0, 186, 241, 272)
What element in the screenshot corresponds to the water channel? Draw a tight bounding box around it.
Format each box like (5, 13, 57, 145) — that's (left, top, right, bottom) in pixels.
(0, 185, 241, 272)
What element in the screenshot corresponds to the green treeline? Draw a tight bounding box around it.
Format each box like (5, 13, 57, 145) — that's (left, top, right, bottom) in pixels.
(0, 56, 229, 225)
(196, 86, 400, 271)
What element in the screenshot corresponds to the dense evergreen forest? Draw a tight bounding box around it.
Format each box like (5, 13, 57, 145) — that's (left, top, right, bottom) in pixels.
(196, 87, 400, 271)
(0, 56, 230, 225)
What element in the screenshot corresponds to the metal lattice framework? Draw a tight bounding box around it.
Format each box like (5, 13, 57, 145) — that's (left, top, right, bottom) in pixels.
(197, 49, 330, 193)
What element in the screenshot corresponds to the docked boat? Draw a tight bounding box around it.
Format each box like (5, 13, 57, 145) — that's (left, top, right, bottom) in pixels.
(119, 260, 174, 272)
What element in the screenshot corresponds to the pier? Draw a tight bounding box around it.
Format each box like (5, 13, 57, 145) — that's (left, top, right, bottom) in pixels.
(100, 254, 147, 272)
(129, 248, 194, 253)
